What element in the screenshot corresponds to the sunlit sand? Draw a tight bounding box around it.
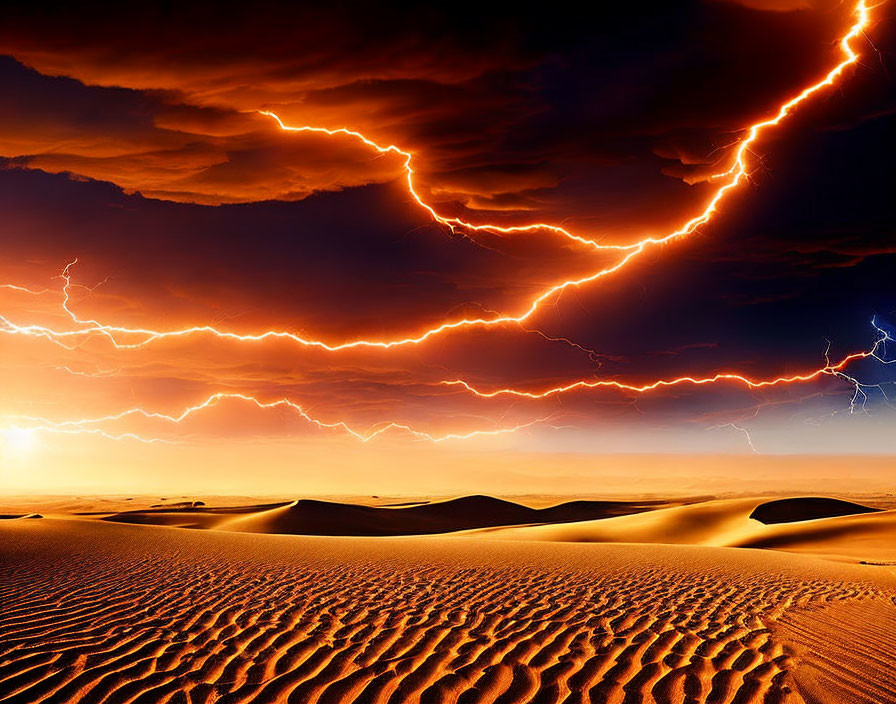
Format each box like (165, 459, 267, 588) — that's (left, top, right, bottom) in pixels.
(2, 494, 894, 703)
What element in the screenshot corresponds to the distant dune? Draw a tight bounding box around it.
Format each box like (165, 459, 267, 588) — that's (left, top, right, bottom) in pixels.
(100, 495, 673, 536)
(470, 497, 896, 563)
(83, 494, 896, 563)
(149, 500, 206, 509)
(1, 517, 894, 704)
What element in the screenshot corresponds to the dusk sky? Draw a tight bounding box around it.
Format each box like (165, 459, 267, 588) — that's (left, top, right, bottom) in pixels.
(0, 0, 893, 494)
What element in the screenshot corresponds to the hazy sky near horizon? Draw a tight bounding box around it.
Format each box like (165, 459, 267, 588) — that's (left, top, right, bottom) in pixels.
(0, 0, 894, 492)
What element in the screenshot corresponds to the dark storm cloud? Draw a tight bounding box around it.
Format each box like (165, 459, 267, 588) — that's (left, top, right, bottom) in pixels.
(0, 58, 409, 204)
(0, 0, 893, 440)
(476, 103, 896, 390)
(0, 0, 857, 233)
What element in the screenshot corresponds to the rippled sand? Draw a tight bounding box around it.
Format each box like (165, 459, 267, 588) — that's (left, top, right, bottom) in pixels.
(2, 516, 895, 704)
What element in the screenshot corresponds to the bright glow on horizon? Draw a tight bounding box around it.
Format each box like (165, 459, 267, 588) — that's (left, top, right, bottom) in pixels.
(2, 427, 37, 456)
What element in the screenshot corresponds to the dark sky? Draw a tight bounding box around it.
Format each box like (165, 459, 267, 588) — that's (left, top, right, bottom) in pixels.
(0, 0, 893, 485)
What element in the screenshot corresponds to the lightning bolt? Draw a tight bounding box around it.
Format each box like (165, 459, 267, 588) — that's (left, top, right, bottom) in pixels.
(826, 317, 896, 415)
(0, 0, 876, 353)
(715, 422, 760, 454)
(439, 319, 894, 400)
(5, 425, 175, 444)
(55, 365, 122, 378)
(6, 322, 890, 447)
(3, 393, 558, 445)
(262, 0, 870, 255)
(0, 283, 53, 296)
(0, 1, 885, 451)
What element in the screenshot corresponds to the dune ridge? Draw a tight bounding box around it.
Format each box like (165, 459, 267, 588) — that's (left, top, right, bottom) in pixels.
(85, 494, 896, 563)
(472, 497, 896, 563)
(99, 495, 675, 536)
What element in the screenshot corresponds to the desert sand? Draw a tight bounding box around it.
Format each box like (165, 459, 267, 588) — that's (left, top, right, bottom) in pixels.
(1, 495, 895, 703)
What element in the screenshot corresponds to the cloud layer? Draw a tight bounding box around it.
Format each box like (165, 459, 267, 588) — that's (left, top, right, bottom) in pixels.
(0, 0, 893, 485)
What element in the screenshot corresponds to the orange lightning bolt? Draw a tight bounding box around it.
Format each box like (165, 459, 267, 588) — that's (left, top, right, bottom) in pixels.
(4, 393, 558, 445)
(0, 2, 885, 451)
(8, 323, 889, 445)
(0, 0, 876, 353)
(440, 342, 889, 400)
(0, 283, 53, 295)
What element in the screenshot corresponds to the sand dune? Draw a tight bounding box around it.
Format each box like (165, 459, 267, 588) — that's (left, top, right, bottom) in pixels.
(734, 509, 896, 561)
(472, 497, 896, 563)
(100, 495, 673, 536)
(1, 518, 894, 704)
(86, 494, 896, 563)
(95, 501, 293, 530)
(749, 497, 880, 524)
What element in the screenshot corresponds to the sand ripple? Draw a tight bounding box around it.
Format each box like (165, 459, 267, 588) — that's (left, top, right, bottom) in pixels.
(1, 520, 893, 704)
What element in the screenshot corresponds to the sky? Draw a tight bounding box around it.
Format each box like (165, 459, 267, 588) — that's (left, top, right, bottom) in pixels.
(0, 0, 894, 495)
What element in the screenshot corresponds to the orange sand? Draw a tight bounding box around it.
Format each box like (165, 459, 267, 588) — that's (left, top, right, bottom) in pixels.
(1, 496, 894, 703)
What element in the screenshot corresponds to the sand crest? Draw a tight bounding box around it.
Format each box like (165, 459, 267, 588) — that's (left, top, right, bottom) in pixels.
(97, 495, 676, 536)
